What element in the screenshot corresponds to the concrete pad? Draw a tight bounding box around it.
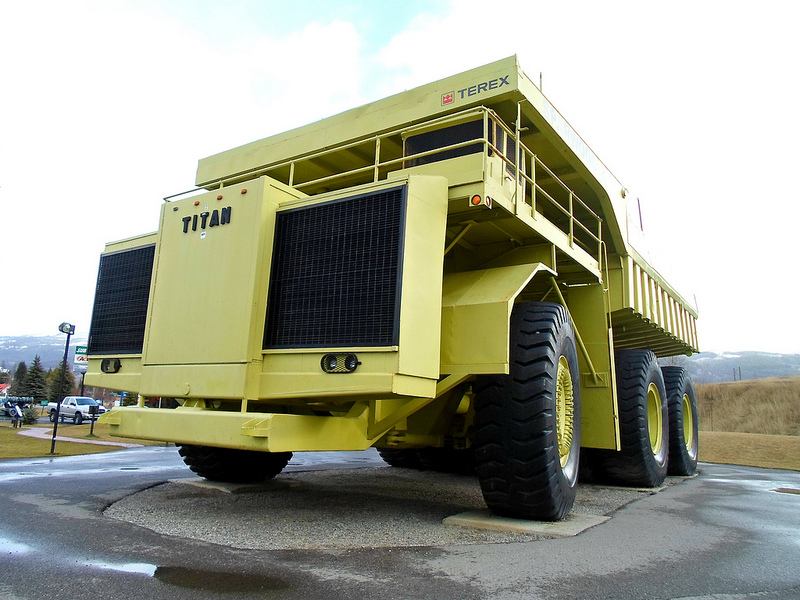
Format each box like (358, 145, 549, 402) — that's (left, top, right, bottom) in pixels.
(443, 509, 609, 537)
(108, 468, 687, 550)
(171, 478, 301, 494)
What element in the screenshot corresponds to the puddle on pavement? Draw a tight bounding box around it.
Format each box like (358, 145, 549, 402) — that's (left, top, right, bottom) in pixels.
(88, 561, 289, 592)
(0, 537, 32, 555)
(153, 566, 290, 593)
(92, 561, 158, 576)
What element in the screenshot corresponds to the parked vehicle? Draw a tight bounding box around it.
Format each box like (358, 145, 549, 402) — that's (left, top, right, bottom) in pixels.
(48, 396, 107, 424)
(87, 56, 699, 521)
(4, 397, 31, 418)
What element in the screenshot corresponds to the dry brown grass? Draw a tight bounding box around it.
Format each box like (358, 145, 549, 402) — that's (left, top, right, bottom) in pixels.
(695, 376, 800, 471)
(697, 376, 800, 436)
(699, 432, 800, 471)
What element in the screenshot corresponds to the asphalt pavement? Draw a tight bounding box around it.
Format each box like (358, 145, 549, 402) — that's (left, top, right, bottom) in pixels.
(0, 443, 799, 599)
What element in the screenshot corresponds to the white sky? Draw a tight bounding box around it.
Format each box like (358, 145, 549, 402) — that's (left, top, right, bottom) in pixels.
(2, 0, 799, 354)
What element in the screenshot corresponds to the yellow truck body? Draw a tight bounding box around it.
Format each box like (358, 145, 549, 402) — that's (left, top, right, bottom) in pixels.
(88, 57, 699, 520)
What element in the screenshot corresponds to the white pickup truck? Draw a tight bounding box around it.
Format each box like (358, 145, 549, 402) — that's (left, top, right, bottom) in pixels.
(48, 396, 107, 424)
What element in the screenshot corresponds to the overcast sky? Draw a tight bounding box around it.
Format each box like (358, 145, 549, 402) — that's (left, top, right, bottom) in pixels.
(2, 0, 799, 354)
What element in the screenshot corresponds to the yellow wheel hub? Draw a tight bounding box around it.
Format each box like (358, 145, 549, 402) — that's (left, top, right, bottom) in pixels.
(556, 356, 575, 467)
(647, 382, 663, 455)
(682, 393, 694, 451)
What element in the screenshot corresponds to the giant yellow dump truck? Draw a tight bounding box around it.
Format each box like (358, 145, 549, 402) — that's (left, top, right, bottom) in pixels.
(88, 56, 699, 521)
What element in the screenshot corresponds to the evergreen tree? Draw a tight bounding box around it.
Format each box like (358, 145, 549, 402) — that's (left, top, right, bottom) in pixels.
(23, 356, 48, 403)
(47, 361, 76, 402)
(11, 361, 28, 397)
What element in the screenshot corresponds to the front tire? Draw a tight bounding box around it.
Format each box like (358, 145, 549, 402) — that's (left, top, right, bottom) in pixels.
(662, 366, 699, 476)
(599, 349, 669, 487)
(177, 444, 292, 483)
(74, 413, 83, 425)
(474, 302, 581, 521)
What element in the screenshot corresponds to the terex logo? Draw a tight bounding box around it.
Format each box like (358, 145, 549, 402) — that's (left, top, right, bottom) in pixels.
(455, 74, 510, 101)
(181, 207, 232, 234)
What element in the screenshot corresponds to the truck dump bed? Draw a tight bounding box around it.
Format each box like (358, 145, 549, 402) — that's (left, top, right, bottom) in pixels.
(192, 55, 697, 357)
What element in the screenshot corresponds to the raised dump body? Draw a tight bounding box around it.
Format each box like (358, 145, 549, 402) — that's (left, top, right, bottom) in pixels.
(88, 56, 699, 521)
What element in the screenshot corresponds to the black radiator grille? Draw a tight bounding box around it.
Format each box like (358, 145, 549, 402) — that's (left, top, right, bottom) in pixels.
(264, 186, 407, 348)
(88, 244, 155, 355)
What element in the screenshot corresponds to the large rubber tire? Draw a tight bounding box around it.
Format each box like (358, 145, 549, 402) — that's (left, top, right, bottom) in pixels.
(378, 447, 476, 474)
(662, 366, 699, 476)
(74, 412, 83, 425)
(474, 302, 581, 521)
(600, 349, 669, 487)
(177, 444, 292, 483)
(377, 448, 425, 469)
(418, 447, 476, 475)
(50, 410, 57, 423)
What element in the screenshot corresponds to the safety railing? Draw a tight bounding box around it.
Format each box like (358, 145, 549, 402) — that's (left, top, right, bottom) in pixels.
(174, 106, 603, 263)
(477, 109, 603, 261)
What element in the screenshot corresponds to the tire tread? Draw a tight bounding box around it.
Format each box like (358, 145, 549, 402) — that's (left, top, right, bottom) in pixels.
(474, 302, 580, 521)
(177, 444, 291, 483)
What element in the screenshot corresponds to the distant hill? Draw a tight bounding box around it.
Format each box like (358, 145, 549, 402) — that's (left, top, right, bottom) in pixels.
(2, 336, 799, 384)
(661, 351, 800, 384)
(0, 335, 89, 372)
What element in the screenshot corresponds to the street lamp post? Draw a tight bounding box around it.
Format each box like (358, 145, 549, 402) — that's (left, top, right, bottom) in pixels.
(50, 322, 75, 455)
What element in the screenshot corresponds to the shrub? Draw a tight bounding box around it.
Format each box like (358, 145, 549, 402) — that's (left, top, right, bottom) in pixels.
(22, 407, 39, 425)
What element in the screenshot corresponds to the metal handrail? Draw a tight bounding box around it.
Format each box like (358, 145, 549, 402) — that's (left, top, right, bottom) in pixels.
(166, 106, 603, 261)
(472, 109, 602, 259)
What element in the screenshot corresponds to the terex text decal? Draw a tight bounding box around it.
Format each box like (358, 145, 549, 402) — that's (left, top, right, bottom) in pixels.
(441, 74, 510, 106)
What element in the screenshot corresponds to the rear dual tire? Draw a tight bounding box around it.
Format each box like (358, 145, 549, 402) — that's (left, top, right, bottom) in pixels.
(662, 366, 699, 476)
(596, 349, 669, 487)
(378, 447, 476, 474)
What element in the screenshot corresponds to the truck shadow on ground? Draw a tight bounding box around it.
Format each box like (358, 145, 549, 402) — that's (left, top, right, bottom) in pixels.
(104, 467, 689, 551)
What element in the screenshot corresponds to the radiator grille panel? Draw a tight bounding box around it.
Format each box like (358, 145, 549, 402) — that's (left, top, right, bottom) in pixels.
(88, 245, 155, 354)
(264, 187, 406, 348)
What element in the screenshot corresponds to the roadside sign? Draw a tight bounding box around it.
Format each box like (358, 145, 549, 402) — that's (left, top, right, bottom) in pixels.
(74, 345, 88, 365)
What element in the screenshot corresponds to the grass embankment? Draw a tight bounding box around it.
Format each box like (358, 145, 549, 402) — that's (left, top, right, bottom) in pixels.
(696, 376, 800, 470)
(0, 422, 164, 460)
(699, 431, 800, 471)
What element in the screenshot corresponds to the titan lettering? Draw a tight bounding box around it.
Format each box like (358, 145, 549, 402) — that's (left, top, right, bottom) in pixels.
(182, 207, 232, 233)
(457, 75, 509, 99)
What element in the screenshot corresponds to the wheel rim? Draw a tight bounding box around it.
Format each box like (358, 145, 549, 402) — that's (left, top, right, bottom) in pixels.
(647, 382, 663, 455)
(556, 356, 575, 468)
(682, 393, 694, 451)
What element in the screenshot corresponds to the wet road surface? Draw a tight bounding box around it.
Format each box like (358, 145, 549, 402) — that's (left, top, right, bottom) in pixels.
(1, 445, 799, 599)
